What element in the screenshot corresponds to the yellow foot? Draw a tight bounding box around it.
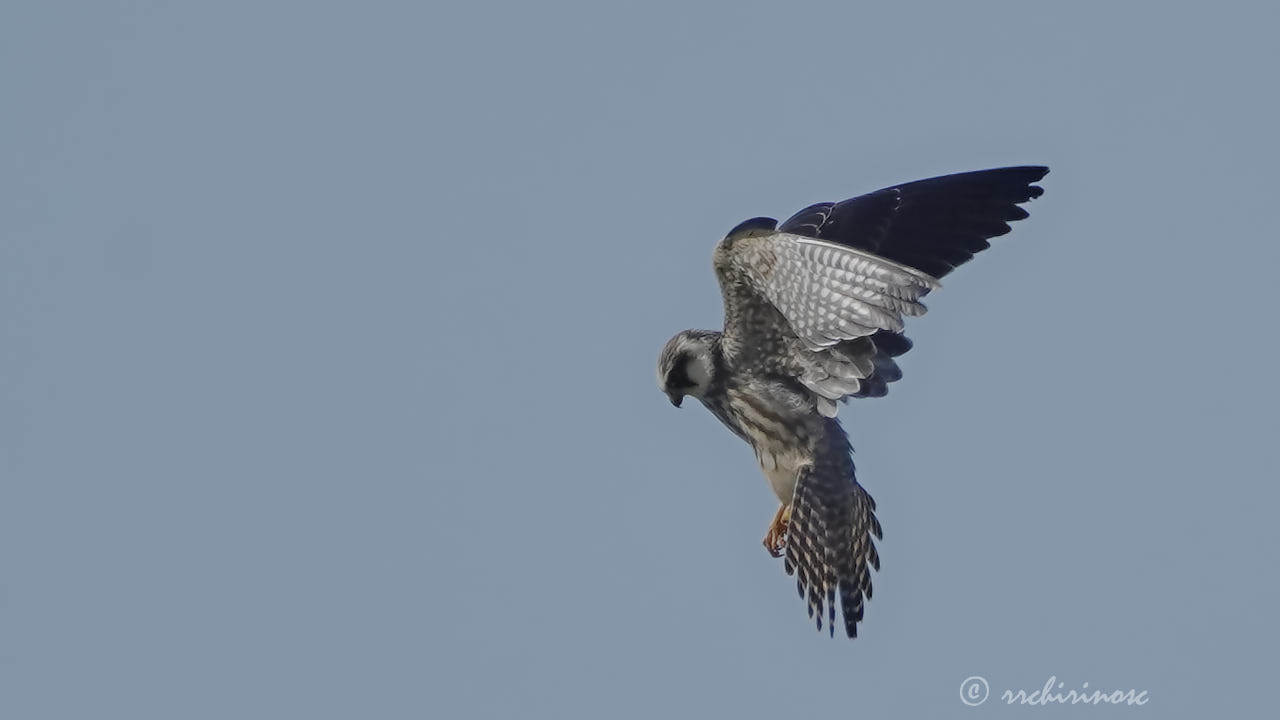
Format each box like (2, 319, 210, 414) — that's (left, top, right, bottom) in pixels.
(762, 504, 792, 558)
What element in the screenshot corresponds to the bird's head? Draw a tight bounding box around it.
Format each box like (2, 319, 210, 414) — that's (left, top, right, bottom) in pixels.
(656, 330, 717, 408)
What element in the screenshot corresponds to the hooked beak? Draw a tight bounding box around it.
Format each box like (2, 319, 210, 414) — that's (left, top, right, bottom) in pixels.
(666, 391, 683, 408)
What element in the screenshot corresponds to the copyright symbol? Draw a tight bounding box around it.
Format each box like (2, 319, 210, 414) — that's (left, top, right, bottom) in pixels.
(960, 675, 989, 706)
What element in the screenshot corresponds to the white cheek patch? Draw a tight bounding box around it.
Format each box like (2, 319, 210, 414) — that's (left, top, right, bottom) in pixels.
(686, 353, 713, 390)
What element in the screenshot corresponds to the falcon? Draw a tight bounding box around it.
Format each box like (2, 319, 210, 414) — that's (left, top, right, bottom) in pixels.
(656, 166, 1048, 638)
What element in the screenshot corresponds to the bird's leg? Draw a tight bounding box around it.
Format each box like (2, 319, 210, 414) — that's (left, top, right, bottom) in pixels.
(763, 504, 792, 558)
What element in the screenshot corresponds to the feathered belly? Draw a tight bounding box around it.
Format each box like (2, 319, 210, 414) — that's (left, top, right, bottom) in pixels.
(735, 397, 815, 504)
(707, 381, 822, 505)
(755, 447, 809, 504)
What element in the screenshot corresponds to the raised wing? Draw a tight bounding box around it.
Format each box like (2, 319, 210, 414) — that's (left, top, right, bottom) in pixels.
(716, 166, 1047, 413)
(717, 231, 939, 352)
(715, 228, 937, 415)
(779, 166, 1048, 278)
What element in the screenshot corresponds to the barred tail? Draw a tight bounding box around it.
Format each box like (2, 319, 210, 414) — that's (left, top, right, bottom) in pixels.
(783, 422, 883, 638)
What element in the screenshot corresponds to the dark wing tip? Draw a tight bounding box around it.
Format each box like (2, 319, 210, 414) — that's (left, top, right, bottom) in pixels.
(981, 164, 1049, 186)
(871, 165, 1050, 277)
(1025, 165, 1050, 181)
(776, 165, 1049, 278)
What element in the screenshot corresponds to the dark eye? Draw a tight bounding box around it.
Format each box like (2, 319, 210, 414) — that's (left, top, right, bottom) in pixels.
(667, 357, 695, 390)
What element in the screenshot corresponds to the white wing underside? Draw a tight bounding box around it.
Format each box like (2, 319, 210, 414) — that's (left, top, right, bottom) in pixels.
(729, 233, 941, 416)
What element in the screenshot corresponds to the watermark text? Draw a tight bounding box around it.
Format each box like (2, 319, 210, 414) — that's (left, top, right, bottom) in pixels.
(960, 675, 1149, 707)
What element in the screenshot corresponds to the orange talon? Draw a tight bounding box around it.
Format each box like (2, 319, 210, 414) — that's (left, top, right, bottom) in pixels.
(763, 504, 792, 557)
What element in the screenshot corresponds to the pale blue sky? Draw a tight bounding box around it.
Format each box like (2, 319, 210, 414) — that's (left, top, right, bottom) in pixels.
(3, 2, 1278, 718)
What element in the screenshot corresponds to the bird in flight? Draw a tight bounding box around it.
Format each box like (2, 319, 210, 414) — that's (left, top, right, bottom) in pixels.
(656, 166, 1048, 638)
